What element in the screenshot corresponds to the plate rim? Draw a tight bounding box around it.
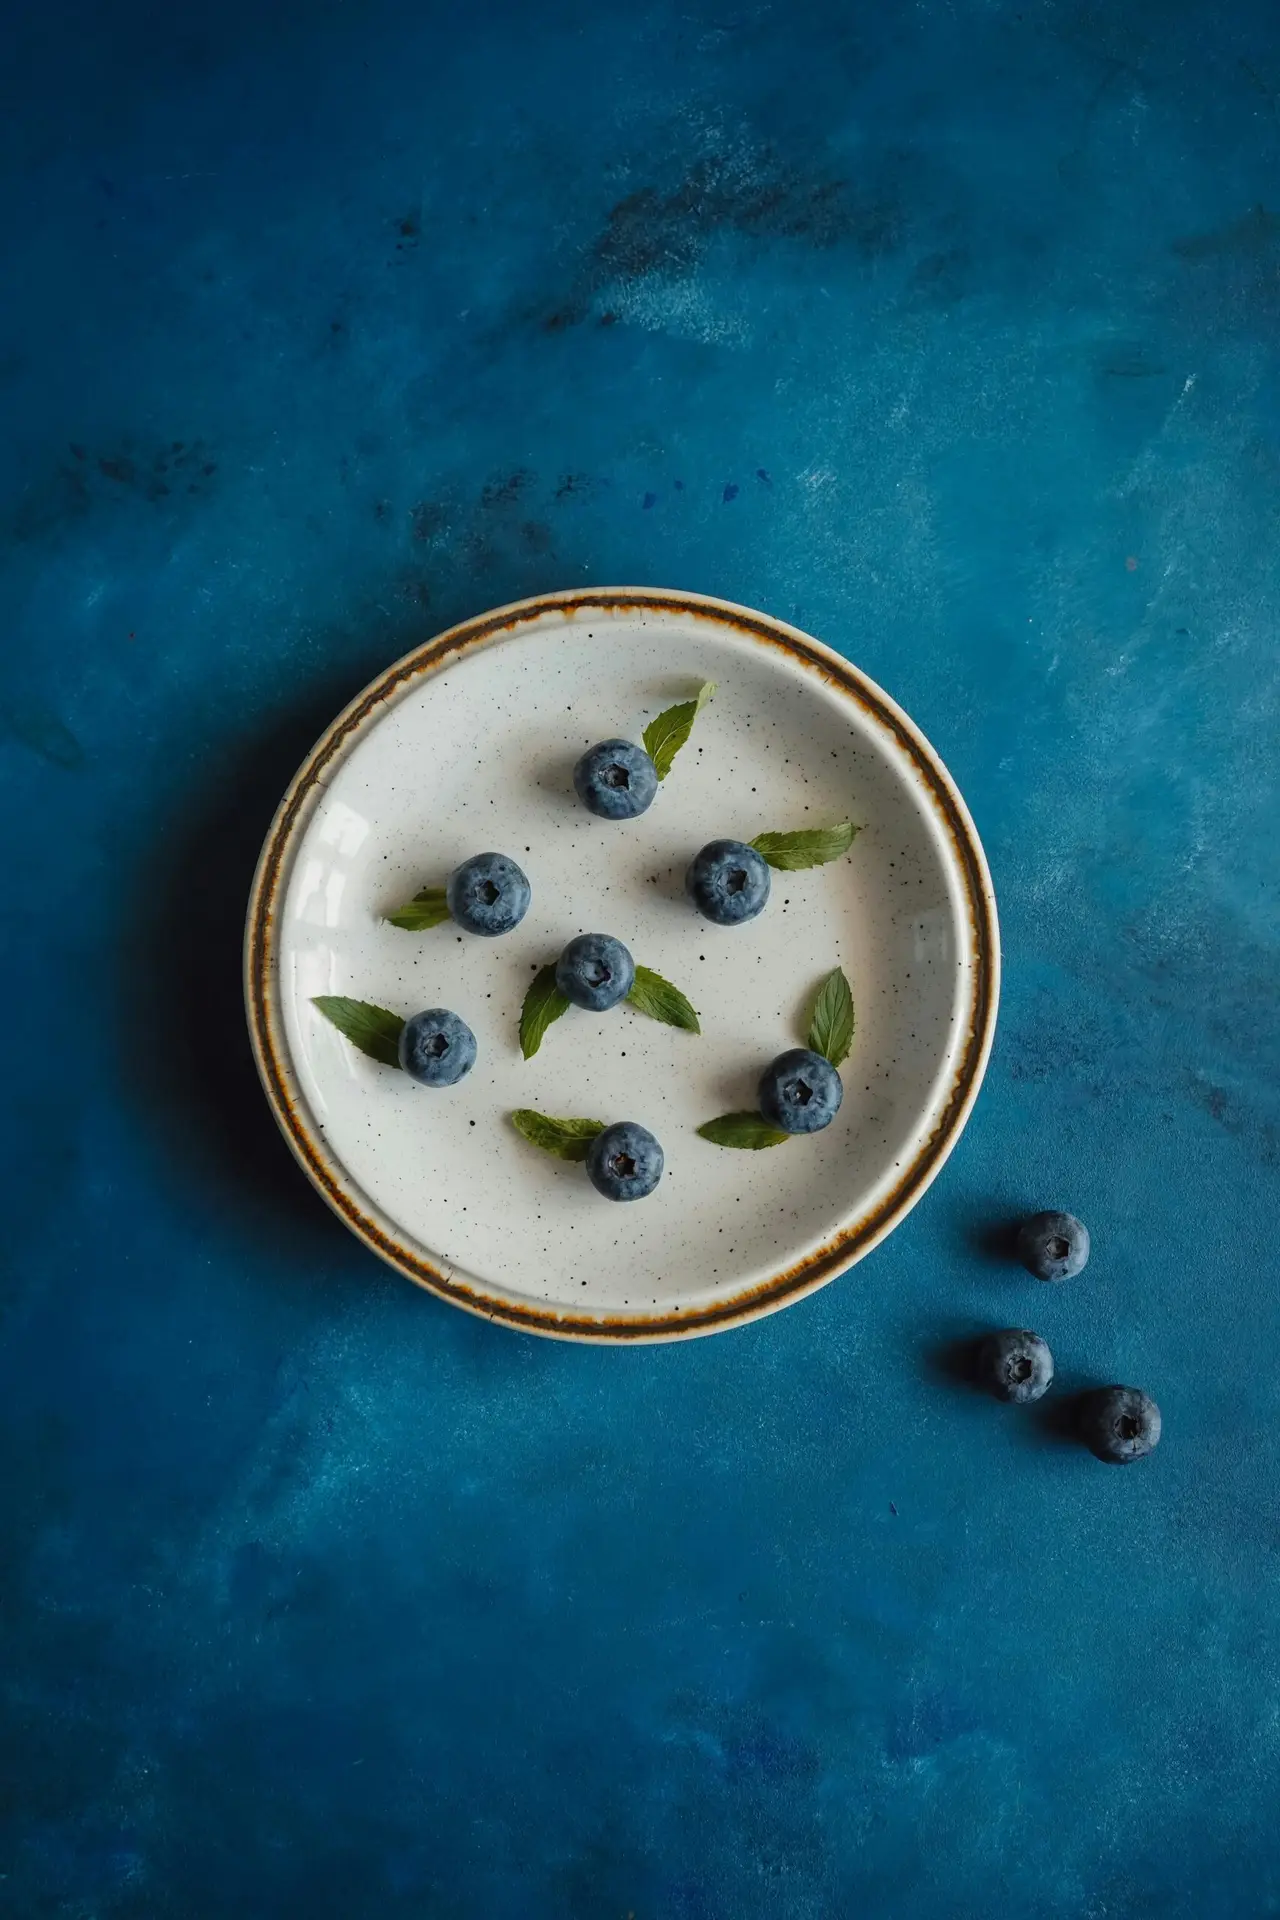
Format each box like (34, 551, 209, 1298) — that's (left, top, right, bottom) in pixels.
(244, 586, 1000, 1342)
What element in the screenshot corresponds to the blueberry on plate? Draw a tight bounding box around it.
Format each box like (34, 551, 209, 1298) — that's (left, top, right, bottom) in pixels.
(585, 1121, 664, 1200)
(1079, 1386, 1162, 1464)
(687, 839, 771, 925)
(446, 852, 531, 936)
(758, 1048, 843, 1134)
(397, 1008, 477, 1087)
(979, 1328, 1054, 1404)
(574, 739, 658, 820)
(555, 933, 636, 1011)
(1017, 1209, 1090, 1282)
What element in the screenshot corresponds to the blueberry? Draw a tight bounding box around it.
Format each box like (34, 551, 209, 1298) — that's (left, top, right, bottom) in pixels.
(586, 1121, 664, 1201)
(1079, 1386, 1162, 1464)
(574, 739, 658, 819)
(446, 852, 531, 936)
(758, 1048, 843, 1134)
(555, 933, 636, 1011)
(979, 1328, 1054, 1404)
(397, 1008, 477, 1087)
(1017, 1210, 1090, 1282)
(687, 839, 771, 925)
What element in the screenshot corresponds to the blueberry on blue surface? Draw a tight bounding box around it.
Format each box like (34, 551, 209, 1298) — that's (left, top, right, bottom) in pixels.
(1017, 1210, 1090, 1282)
(573, 739, 658, 819)
(979, 1328, 1054, 1404)
(555, 933, 636, 1011)
(585, 1122, 664, 1200)
(446, 852, 531, 935)
(1079, 1387, 1162, 1464)
(758, 1048, 843, 1134)
(397, 1008, 477, 1087)
(686, 839, 771, 925)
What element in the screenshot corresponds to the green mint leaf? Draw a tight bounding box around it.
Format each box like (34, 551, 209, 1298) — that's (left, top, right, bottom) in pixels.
(519, 966, 571, 1059)
(385, 886, 451, 931)
(806, 965, 855, 1067)
(627, 964, 700, 1033)
(641, 679, 716, 780)
(750, 821, 858, 870)
(696, 1111, 791, 1150)
(312, 996, 404, 1068)
(511, 1110, 606, 1161)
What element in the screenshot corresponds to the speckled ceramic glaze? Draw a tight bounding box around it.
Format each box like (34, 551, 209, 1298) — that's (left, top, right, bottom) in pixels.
(245, 589, 999, 1339)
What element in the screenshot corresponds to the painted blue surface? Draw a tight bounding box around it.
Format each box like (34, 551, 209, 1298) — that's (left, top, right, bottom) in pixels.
(3, 0, 1279, 1911)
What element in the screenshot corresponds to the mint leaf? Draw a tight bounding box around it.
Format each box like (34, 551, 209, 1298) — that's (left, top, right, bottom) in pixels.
(696, 1111, 791, 1150)
(751, 821, 858, 870)
(807, 966, 855, 1067)
(627, 964, 700, 1033)
(312, 996, 404, 1068)
(511, 1110, 606, 1160)
(642, 680, 715, 780)
(520, 966, 571, 1059)
(386, 886, 451, 931)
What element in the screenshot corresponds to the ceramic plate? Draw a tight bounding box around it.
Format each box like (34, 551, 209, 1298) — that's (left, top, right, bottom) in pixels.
(245, 589, 999, 1341)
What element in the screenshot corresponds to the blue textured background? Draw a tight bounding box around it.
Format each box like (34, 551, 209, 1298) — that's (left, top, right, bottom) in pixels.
(3, 0, 1279, 1912)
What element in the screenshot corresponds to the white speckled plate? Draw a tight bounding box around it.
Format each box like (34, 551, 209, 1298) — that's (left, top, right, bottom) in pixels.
(245, 589, 999, 1341)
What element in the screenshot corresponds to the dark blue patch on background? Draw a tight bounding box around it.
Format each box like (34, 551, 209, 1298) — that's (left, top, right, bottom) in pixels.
(1, 0, 1279, 1913)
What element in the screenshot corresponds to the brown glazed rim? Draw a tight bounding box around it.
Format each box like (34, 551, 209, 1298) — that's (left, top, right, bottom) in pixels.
(244, 587, 1000, 1343)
